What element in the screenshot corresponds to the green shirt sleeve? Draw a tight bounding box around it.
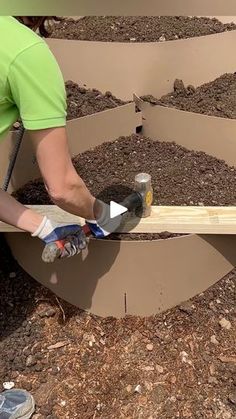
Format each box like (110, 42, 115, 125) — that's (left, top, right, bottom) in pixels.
(7, 41, 67, 130)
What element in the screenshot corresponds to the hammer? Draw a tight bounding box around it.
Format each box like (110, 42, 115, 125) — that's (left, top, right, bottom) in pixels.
(42, 173, 153, 262)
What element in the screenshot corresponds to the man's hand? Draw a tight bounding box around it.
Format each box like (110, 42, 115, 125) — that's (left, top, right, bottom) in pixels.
(86, 200, 122, 239)
(32, 217, 88, 263)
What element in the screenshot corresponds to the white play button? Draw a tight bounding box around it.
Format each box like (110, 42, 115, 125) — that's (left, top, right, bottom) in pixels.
(110, 201, 128, 219)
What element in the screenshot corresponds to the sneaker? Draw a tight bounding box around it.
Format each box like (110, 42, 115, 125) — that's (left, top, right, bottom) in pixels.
(0, 389, 35, 418)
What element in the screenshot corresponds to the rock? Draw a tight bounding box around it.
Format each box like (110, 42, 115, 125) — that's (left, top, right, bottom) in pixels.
(179, 301, 193, 314)
(159, 34, 166, 42)
(38, 308, 56, 318)
(228, 391, 236, 405)
(9, 272, 16, 278)
(134, 384, 142, 394)
(219, 317, 232, 330)
(156, 364, 164, 374)
(26, 355, 37, 367)
(146, 343, 154, 351)
(130, 37, 136, 41)
(3, 382, 14, 390)
(174, 79, 185, 93)
(126, 385, 132, 393)
(210, 335, 219, 345)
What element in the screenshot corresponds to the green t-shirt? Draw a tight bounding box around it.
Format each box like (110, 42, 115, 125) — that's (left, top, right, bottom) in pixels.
(0, 16, 67, 141)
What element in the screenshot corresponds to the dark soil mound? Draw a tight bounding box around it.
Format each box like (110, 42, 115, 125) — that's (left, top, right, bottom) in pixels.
(14, 134, 236, 240)
(66, 80, 127, 120)
(51, 16, 236, 42)
(142, 73, 236, 119)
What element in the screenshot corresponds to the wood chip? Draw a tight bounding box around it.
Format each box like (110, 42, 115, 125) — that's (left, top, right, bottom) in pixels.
(47, 341, 69, 350)
(218, 355, 236, 364)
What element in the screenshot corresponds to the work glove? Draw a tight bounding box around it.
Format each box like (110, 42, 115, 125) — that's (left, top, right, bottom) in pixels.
(32, 216, 88, 263)
(86, 200, 122, 238)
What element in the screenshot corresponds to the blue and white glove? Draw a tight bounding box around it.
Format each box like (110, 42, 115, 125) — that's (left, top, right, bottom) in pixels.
(32, 216, 88, 263)
(86, 200, 122, 238)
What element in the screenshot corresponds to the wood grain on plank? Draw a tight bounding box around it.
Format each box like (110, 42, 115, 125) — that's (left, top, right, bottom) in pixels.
(2, 205, 236, 234)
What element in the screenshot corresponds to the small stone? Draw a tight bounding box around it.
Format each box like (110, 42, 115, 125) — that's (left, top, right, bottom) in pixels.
(219, 317, 232, 330)
(134, 384, 142, 394)
(156, 364, 164, 374)
(130, 37, 136, 41)
(159, 34, 166, 42)
(210, 335, 219, 345)
(3, 382, 14, 390)
(38, 308, 56, 318)
(126, 385, 132, 393)
(174, 79, 185, 93)
(26, 355, 36, 367)
(13, 122, 21, 129)
(228, 391, 236, 405)
(179, 301, 193, 314)
(146, 343, 154, 351)
(9, 272, 16, 278)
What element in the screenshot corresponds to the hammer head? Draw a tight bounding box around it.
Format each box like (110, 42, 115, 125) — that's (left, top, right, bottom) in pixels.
(134, 173, 153, 218)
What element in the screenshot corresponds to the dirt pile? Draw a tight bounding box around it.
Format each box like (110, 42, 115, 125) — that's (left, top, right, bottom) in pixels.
(51, 16, 236, 42)
(142, 73, 236, 119)
(65, 80, 127, 120)
(15, 134, 236, 207)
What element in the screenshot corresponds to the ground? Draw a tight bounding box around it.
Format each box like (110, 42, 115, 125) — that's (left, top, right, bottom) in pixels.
(0, 236, 235, 419)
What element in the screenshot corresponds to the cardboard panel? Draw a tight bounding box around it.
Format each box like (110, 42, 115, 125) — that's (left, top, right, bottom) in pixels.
(6, 233, 236, 317)
(135, 95, 236, 167)
(47, 30, 236, 100)
(0, 103, 140, 192)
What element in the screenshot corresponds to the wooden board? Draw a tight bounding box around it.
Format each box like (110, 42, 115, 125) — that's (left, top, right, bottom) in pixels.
(2, 205, 236, 235)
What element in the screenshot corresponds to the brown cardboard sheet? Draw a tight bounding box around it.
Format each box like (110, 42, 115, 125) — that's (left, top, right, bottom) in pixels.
(134, 94, 236, 167)
(47, 30, 236, 100)
(0, 103, 140, 193)
(6, 232, 236, 317)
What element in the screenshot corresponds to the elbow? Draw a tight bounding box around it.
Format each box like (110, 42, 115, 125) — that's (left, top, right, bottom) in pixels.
(48, 178, 83, 206)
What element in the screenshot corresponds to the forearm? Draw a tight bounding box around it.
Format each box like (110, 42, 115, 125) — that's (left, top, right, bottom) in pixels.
(34, 127, 97, 220)
(0, 189, 43, 233)
(48, 172, 96, 220)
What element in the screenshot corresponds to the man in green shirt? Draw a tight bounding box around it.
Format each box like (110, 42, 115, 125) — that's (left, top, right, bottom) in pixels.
(0, 16, 121, 418)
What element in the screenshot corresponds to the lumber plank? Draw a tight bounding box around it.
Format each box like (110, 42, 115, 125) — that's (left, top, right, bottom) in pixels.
(2, 205, 236, 234)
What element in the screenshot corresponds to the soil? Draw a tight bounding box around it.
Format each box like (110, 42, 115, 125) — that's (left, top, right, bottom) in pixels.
(14, 134, 236, 240)
(142, 73, 236, 119)
(51, 16, 236, 42)
(15, 134, 236, 208)
(65, 81, 127, 120)
(0, 233, 235, 418)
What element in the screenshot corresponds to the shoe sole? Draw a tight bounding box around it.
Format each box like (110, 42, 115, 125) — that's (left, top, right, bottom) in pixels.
(14, 396, 35, 419)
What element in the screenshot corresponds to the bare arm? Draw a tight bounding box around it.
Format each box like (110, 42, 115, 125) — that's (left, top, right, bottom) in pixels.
(32, 127, 96, 220)
(0, 189, 43, 233)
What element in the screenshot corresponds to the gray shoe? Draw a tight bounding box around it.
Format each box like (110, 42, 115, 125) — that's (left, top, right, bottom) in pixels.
(0, 389, 35, 419)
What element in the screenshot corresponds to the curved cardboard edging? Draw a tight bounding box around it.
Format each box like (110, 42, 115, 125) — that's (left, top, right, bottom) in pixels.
(47, 30, 236, 101)
(134, 94, 236, 167)
(0, 103, 140, 193)
(6, 233, 236, 317)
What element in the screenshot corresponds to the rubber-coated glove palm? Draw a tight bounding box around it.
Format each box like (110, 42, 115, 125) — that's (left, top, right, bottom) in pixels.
(32, 216, 87, 263)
